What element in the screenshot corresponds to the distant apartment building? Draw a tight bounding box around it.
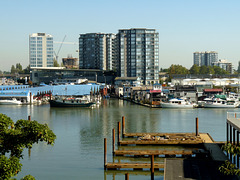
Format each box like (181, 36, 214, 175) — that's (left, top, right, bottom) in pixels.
(193, 51, 218, 66)
(79, 33, 116, 70)
(62, 55, 78, 69)
(29, 33, 54, 68)
(116, 28, 159, 85)
(212, 59, 232, 74)
(193, 52, 205, 66)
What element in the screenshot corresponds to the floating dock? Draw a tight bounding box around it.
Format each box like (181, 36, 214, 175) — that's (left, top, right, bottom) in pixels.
(104, 116, 232, 180)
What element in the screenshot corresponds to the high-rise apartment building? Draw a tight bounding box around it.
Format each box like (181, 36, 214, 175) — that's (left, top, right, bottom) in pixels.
(79, 33, 116, 70)
(116, 28, 159, 85)
(29, 33, 54, 68)
(193, 51, 218, 66)
(193, 52, 205, 66)
(212, 59, 232, 74)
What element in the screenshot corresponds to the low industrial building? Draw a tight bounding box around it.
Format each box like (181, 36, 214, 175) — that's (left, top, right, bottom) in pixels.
(30, 67, 116, 85)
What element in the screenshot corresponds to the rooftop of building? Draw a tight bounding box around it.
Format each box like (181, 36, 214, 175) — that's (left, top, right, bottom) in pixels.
(115, 77, 139, 81)
(30, 33, 52, 37)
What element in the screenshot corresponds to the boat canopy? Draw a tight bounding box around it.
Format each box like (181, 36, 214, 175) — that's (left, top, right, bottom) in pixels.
(214, 94, 226, 100)
(0, 91, 31, 97)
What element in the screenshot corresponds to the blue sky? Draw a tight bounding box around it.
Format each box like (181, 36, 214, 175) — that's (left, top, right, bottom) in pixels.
(0, 0, 240, 71)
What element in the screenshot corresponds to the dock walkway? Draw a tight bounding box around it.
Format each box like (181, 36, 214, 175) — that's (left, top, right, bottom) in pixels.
(114, 149, 193, 156)
(106, 162, 164, 170)
(105, 116, 230, 179)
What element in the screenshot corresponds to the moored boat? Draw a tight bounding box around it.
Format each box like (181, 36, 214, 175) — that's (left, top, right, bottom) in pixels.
(160, 98, 195, 108)
(202, 97, 240, 108)
(0, 98, 22, 105)
(49, 97, 95, 107)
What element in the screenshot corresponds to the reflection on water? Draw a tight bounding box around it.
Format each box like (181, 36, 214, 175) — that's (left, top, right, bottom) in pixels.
(0, 99, 235, 180)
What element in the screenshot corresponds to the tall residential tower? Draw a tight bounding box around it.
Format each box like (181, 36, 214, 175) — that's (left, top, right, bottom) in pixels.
(79, 33, 116, 70)
(29, 33, 54, 67)
(193, 51, 218, 66)
(117, 28, 159, 85)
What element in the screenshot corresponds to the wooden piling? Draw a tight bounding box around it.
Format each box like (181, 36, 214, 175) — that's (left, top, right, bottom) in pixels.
(28, 148, 31, 157)
(118, 122, 121, 145)
(151, 155, 154, 180)
(230, 125, 232, 162)
(196, 117, 199, 136)
(28, 115, 31, 121)
(50, 91, 52, 100)
(30, 92, 32, 105)
(227, 122, 229, 143)
(125, 173, 129, 180)
(237, 131, 239, 168)
(233, 128, 236, 164)
(233, 128, 236, 145)
(122, 116, 125, 138)
(104, 138, 107, 170)
(112, 129, 115, 156)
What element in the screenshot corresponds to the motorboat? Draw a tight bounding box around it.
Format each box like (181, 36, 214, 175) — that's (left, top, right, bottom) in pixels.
(0, 90, 34, 105)
(0, 98, 22, 105)
(202, 97, 240, 108)
(160, 98, 195, 108)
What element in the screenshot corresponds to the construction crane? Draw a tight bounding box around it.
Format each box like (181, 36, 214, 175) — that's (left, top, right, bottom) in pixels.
(54, 41, 78, 45)
(54, 35, 66, 63)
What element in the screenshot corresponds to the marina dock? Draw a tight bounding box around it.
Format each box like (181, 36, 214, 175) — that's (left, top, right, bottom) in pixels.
(104, 116, 234, 180)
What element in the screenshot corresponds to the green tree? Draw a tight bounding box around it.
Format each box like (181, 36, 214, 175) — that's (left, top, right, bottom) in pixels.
(189, 64, 200, 74)
(0, 113, 56, 179)
(219, 143, 240, 175)
(3, 71, 10, 74)
(53, 59, 60, 67)
(199, 65, 208, 74)
(11, 65, 16, 74)
(213, 66, 228, 75)
(237, 61, 240, 74)
(160, 68, 168, 72)
(22, 65, 30, 74)
(168, 64, 189, 75)
(16, 63, 23, 72)
(206, 66, 215, 74)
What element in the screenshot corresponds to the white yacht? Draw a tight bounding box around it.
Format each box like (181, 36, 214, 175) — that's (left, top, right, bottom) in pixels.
(160, 98, 195, 108)
(0, 98, 22, 105)
(203, 97, 240, 108)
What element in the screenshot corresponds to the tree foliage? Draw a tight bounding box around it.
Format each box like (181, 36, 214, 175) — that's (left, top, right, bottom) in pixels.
(219, 143, 240, 175)
(0, 113, 56, 179)
(53, 60, 60, 67)
(0, 155, 22, 180)
(10, 63, 29, 74)
(167, 64, 229, 76)
(189, 64, 200, 74)
(237, 61, 240, 74)
(11, 65, 16, 74)
(168, 64, 189, 75)
(22, 65, 30, 74)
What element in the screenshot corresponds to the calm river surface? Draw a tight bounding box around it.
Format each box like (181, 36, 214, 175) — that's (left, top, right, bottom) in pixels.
(0, 99, 236, 180)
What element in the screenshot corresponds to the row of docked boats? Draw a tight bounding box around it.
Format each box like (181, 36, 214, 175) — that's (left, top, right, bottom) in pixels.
(0, 96, 99, 107)
(160, 96, 240, 108)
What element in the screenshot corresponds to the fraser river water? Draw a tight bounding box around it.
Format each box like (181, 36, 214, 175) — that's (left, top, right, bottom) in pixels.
(0, 99, 236, 180)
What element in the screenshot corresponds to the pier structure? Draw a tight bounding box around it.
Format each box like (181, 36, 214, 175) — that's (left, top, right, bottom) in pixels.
(104, 116, 232, 180)
(227, 112, 240, 168)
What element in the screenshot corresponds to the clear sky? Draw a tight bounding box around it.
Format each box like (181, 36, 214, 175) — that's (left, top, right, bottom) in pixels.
(0, 0, 240, 71)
